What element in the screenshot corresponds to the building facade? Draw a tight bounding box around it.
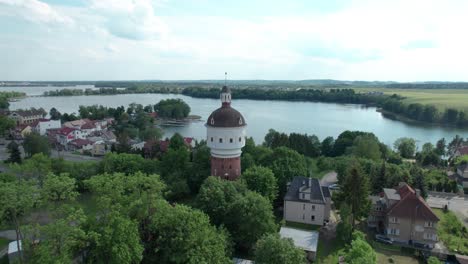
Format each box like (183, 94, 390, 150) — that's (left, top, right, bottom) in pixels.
(9, 109, 44, 125)
(283, 177, 331, 226)
(206, 86, 247, 180)
(368, 183, 439, 248)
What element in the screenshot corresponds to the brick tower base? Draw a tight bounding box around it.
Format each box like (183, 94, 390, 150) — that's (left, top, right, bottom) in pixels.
(211, 156, 241, 180)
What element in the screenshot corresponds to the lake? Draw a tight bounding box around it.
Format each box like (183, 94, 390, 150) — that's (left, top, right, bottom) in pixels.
(3, 86, 468, 147)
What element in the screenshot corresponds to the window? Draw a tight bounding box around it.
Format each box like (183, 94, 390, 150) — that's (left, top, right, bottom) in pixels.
(230, 138, 233, 143)
(389, 228, 400, 236)
(390, 217, 399, 223)
(211, 137, 213, 142)
(303, 204, 305, 210)
(312, 205, 316, 211)
(229, 165, 232, 169)
(425, 221, 435, 228)
(219, 138, 223, 143)
(311, 215, 315, 221)
(301, 193, 305, 199)
(302, 214, 305, 220)
(239, 137, 242, 142)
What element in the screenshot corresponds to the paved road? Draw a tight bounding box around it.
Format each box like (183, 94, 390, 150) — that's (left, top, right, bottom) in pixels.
(427, 193, 468, 228)
(320, 171, 337, 186)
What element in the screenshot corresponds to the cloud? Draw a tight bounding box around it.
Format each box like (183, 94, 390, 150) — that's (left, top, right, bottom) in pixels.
(0, 0, 73, 24)
(89, 0, 168, 40)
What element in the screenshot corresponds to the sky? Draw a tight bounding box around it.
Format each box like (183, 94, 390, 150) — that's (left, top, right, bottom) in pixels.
(1, 0, 468, 81)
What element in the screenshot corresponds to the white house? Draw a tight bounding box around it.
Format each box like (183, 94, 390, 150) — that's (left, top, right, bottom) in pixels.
(56, 127, 85, 146)
(32, 119, 61, 135)
(283, 177, 331, 226)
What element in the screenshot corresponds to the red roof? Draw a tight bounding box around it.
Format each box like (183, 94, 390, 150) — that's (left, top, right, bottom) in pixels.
(81, 121, 96, 129)
(387, 183, 439, 222)
(57, 127, 77, 135)
(68, 138, 93, 147)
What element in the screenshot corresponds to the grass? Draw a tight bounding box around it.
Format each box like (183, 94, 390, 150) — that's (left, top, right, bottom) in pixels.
(307, 158, 331, 180)
(433, 208, 468, 254)
(0, 238, 10, 249)
(375, 247, 422, 264)
(355, 88, 468, 111)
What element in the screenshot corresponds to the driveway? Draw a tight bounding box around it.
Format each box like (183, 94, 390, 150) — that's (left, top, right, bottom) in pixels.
(427, 193, 468, 228)
(320, 171, 337, 186)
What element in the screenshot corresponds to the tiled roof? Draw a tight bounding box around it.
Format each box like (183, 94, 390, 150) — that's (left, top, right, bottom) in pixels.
(57, 127, 77, 135)
(386, 183, 439, 222)
(81, 122, 96, 129)
(284, 176, 325, 204)
(11, 109, 44, 117)
(69, 138, 93, 147)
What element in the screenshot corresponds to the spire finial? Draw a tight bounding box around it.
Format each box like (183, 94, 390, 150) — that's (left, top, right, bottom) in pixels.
(225, 72, 227, 86)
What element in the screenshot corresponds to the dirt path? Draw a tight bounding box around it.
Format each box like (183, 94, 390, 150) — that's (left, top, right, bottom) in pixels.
(320, 171, 337, 186)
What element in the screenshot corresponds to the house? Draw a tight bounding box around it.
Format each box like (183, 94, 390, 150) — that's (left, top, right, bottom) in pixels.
(63, 119, 91, 129)
(56, 127, 85, 146)
(12, 124, 32, 139)
(368, 182, 439, 248)
(283, 177, 331, 226)
(456, 163, 468, 188)
(68, 139, 94, 152)
(31, 119, 61, 135)
(454, 146, 468, 158)
(279, 227, 319, 261)
(91, 142, 108, 156)
(9, 109, 44, 125)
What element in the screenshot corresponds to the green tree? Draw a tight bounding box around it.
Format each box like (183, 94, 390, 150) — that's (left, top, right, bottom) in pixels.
(266, 147, 308, 198)
(345, 231, 377, 264)
(411, 166, 428, 198)
(394, 137, 417, 158)
(372, 162, 386, 194)
(49, 107, 61, 120)
(226, 191, 277, 250)
(13, 153, 52, 186)
(154, 98, 190, 119)
(321, 136, 335, 157)
(0, 115, 15, 136)
(254, 234, 307, 264)
(147, 200, 231, 263)
(86, 210, 143, 264)
(351, 135, 381, 160)
(334, 163, 371, 226)
(188, 141, 211, 193)
(6, 140, 22, 164)
(0, 180, 37, 263)
(196, 176, 247, 226)
(241, 166, 278, 202)
(435, 138, 446, 156)
(427, 256, 442, 264)
(160, 146, 191, 199)
(22, 132, 51, 157)
(336, 203, 353, 243)
(41, 173, 79, 205)
(140, 127, 162, 141)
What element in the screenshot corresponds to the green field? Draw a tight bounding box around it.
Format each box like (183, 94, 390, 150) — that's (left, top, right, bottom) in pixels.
(356, 88, 468, 111)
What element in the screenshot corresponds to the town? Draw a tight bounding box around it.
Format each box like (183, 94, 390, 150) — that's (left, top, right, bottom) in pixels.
(0, 86, 467, 264)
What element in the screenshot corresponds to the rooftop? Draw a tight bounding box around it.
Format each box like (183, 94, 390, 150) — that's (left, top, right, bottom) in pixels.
(383, 188, 401, 200)
(284, 177, 327, 204)
(279, 227, 319, 253)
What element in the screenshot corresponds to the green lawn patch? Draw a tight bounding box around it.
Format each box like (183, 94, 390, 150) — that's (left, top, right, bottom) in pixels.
(0, 238, 10, 249)
(433, 208, 468, 255)
(375, 247, 421, 264)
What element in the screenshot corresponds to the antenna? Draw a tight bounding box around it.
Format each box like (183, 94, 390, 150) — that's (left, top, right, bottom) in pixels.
(225, 72, 227, 86)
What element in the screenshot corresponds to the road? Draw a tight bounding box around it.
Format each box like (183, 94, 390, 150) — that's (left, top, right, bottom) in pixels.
(320, 171, 337, 186)
(427, 192, 468, 228)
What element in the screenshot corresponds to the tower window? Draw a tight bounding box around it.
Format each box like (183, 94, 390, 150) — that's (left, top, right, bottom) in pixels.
(211, 137, 213, 142)
(230, 138, 233, 143)
(219, 138, 223, 143)
(239, 137, 241, 142)
(229, 165, 232, 169)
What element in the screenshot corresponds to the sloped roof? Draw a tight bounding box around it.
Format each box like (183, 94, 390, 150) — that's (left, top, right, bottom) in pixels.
(57, 127, 77, 135)
(386, 183, 439, 222)
(69, 138, 93, 147)
(284, 176, 325, 204)
(279, 227, 319, 253)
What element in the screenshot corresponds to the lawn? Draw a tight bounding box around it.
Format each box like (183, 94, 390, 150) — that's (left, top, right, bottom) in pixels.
(355, 88, 468, 111)
(375, 247, 421, 264)
(307, 158, 331, 180)
(0, 238, 10, 249)
(433, 208, 468, 255)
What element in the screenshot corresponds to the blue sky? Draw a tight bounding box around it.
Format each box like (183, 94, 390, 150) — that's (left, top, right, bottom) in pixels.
(1, 0, 468, 81)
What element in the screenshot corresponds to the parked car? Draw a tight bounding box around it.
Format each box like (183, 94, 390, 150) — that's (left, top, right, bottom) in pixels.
(412, 241, 430, 249)
(328, 183, 340, 190)
(375, 234, 393, 245)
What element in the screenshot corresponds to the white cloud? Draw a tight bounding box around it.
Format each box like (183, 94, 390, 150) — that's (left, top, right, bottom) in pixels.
(89, 0, 168, 40)
(0, 0, 73, 25)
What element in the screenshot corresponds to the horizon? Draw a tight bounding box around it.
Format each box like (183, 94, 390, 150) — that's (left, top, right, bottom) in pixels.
(2, 0, 468, 81)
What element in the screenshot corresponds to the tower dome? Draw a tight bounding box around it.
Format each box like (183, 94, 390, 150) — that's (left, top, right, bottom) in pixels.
(205, 85, 247, 181)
